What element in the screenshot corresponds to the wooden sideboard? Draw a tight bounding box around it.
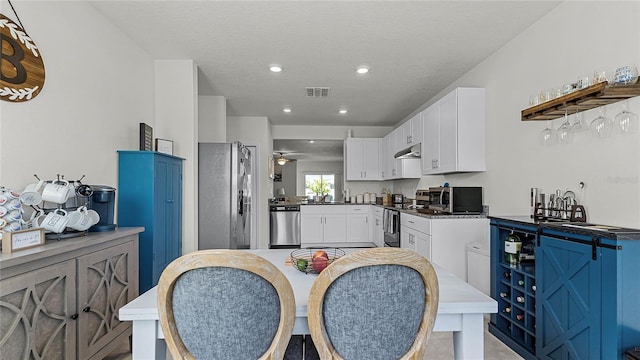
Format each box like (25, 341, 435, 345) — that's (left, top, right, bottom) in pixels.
(0, 227, 142, 360)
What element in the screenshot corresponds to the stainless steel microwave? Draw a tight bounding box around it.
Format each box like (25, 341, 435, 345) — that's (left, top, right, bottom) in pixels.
(427, 187, 483, 214)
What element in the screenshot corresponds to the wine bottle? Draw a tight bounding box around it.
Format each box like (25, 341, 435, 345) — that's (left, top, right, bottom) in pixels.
(516, 296, 525, 303)
(516, 314, 524, 321)
(531, 285, 537, 292)
(499, 292, 509, 298)
(503, 307, 511, 313)
(504, 234, 522, 265)
(518, 280, 525, 286)
(503, 272, 511, 278)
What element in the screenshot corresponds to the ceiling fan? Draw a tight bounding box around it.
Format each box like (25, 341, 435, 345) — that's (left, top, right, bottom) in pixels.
(274, 152, 296, 166)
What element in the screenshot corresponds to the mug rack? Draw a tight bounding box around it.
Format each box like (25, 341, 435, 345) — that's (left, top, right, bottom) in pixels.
(30, 174, 94, 240)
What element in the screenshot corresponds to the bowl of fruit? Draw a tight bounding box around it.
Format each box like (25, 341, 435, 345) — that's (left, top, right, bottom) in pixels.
(290, 248, 345, 274)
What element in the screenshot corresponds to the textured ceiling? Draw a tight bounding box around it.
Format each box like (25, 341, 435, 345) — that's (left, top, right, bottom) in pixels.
(90, 0, 560, 129)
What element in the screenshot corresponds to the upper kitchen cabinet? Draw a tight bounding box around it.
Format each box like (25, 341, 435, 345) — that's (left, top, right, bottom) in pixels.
(345, 138, 381, 181)
(422, 87, 486, 175)
(383, 132, 421, 180)
(397, 112, 423, 150)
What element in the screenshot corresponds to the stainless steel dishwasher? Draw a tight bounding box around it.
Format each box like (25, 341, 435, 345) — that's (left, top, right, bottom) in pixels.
(269, 204, 301, 247)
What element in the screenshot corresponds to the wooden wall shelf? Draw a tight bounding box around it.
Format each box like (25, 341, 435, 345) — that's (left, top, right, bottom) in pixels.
(521, 82, 640, 121)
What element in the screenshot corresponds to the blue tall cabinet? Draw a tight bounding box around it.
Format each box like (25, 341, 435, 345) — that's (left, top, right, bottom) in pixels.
(489, 216, 640, 360)
(118, 151, 183, 293)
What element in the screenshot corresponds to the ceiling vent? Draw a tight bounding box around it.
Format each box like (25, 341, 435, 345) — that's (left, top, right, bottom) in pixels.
(306, 87, 330, 98)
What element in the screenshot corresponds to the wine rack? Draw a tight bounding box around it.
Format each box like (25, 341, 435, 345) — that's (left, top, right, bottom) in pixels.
(489, 219, 539, 360)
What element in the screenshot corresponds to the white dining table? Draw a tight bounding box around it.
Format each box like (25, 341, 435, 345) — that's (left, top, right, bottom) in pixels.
(119, 249, 497, 360)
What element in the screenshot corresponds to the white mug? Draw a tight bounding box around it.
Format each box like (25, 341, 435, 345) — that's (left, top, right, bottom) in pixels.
(0, 218, 7, 229)
(86, 209, 101, 226)
(0, 205, 7, 217)
(41, 181, 72, 204)
(20, 180, 45, 206)
(23, 209, 41, 229)
(67, 206, 93, 231)
(37, 209, 69, 233)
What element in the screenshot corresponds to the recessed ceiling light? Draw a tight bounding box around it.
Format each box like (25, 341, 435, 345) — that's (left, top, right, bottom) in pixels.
(270, 65, 283, 73)
(283, 108, 292, 113)
(339, 109, 348, 114)
(356, 65, 369, 74)
(309, 140, 315, 143)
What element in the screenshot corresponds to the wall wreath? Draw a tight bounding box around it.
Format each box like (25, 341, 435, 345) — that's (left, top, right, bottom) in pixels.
(1, 12, 45, 102)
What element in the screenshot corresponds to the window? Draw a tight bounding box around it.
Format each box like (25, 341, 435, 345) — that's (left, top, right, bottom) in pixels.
(305, 174, 335, 200)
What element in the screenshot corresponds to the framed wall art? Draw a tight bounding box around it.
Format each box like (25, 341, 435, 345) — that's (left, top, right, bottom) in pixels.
(155, 138, 174, 155)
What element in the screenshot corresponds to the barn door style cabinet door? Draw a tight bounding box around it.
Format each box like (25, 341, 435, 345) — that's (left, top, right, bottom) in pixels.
(118, 151, 184, 293)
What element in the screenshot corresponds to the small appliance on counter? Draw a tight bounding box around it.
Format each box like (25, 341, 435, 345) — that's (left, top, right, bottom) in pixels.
(427, 186, 483, 214)
(88, 185, 117, 232)
(392, 194, 404, 208)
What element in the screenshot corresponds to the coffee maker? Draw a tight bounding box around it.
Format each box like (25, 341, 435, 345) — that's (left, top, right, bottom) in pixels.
(392, 194, 404, 209)
(88, 185, 117, 232)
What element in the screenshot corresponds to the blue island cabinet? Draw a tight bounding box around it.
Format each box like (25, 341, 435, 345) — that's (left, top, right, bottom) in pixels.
(490, 217, 640, 360)
(118, 151, 183, 293)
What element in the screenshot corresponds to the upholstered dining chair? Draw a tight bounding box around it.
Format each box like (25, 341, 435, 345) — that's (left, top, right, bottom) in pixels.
(307, 247, 439, 360)
(157, 250, 295, 360)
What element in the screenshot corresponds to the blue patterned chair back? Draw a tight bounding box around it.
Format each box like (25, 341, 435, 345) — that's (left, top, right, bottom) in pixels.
(308, 248, 439, 360)
(157, 250, 295, 360)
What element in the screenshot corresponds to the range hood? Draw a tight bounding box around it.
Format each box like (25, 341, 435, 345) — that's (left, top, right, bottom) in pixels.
(394, 144, 421, 159)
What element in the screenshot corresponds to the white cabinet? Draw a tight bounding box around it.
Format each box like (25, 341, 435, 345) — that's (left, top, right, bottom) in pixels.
(422, 87, 485, 175)
(384, 132, 421, 180)
(345, 138, 380, 180)
(346, 206, 369, 243)
(400, 213, 489, 281)
(371, 206, 384, 247)
(301, 205, 346, 245)
(398, 113, 423, 149)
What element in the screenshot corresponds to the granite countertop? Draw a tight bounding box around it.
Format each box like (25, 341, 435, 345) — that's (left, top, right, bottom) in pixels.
(490, 215, 640, 240)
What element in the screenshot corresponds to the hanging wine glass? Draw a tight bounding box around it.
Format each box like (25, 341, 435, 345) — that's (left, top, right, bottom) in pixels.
(613, 101, 638, 134)
(571, 111, 584, 132)
(590, 107, 612, 139)
(539, 120, 557, 146)
(557, 111, 574, 144)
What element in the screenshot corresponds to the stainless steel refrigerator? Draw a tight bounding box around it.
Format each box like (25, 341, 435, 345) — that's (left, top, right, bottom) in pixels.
(198, 142, 252, 249)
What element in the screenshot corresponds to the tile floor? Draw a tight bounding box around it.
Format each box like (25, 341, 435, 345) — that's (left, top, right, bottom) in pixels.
(104, 319, 524, 360)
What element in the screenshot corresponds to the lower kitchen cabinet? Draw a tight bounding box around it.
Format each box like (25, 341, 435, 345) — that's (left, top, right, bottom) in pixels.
(0, 228, 141, 360)
(489, 217, 640, 360)
(346, 206, 369, 243)
(301, 205, 378, 247)
(371, 206, 384, 247)
(301, 205, 346, 246)
(401, 213, 488, 281)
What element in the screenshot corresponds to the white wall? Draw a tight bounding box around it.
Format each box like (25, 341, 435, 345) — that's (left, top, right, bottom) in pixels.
(154, 60, 198, 254)
(0, 2, 153, 191)
(393, 1, 640, 228)
(227, 116, 273, 248)
(198, 96, 226, 143)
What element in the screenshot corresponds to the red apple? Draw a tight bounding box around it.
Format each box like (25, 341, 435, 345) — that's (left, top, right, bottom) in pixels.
(312, 257, 328, 273)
